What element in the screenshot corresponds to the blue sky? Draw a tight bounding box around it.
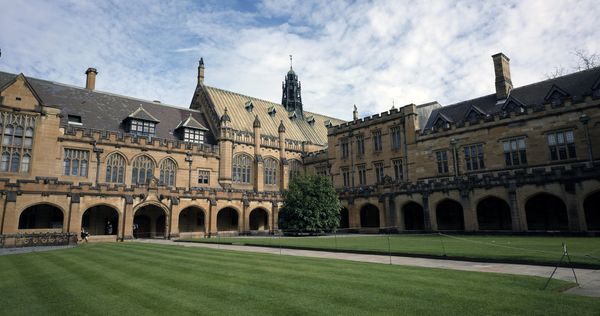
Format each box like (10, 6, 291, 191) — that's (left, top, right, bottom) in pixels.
(1, 0, 599, 120)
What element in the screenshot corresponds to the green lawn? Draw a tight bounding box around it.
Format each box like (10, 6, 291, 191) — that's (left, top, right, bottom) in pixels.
(181, 234, 600, 266)
(0, 243, 598, 315)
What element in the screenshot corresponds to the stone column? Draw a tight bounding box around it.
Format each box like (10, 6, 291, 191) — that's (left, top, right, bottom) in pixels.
(422, 192, 433, 231)
(507, 181, 523, 232)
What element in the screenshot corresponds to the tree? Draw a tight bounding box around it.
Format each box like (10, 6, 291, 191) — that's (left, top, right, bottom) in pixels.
(545, 49, 599, 79)
(278, 174, 341, 234)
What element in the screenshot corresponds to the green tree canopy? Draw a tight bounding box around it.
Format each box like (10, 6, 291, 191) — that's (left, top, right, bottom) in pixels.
(278, 174, 341, 234)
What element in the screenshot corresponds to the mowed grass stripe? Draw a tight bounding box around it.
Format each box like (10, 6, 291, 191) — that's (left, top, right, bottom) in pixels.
(185, 235, 600, 266)
(1, 243, 598, 315)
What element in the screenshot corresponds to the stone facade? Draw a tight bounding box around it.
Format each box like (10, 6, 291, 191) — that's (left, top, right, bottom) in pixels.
(1, 53, 599, 246)
(307, 54, 600, 233)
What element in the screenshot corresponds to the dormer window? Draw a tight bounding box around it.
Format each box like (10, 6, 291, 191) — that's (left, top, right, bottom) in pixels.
(130, 119, 156, 137)
(306, 115, 315, 126)
(125, 105, 160, 137)
(268, 106, 277, 117)
(68, 115, 82, 126)
(184, 128, 204, 144)
(175, 113, 208, 144)
(245, 100, 254, 112)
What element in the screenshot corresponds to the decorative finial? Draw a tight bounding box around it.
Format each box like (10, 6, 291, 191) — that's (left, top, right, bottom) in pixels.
(199, 57, 204, 66)
(289, 54, 293, 70)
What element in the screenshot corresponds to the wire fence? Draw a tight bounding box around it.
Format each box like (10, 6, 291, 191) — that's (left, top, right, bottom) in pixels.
(173, 226, 600, 268)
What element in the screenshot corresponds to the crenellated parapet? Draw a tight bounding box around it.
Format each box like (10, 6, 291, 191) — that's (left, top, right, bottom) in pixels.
(61, 126, 219, 157)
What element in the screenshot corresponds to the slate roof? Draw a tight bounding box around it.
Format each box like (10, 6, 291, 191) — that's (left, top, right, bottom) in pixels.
(423, 66, 600, 130)
(0, 71, 216, 144)
(200, 85, 345, 145)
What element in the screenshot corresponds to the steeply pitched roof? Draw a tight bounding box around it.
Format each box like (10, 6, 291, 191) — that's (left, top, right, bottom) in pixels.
(0, 71, 216, 144)
(423, 66, 600, 130)
(200, 85, 345, 145)
(175, 114, 208, 131)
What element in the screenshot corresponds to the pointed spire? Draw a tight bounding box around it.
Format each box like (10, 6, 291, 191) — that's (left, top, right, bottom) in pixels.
(353, 104, 359, 120)
(253, 114, 261, 128)
(198, 57, 205, 85)
(220, 106, 231, 123)
(289, 54, 293, 70)
(278, 120, 286, 133)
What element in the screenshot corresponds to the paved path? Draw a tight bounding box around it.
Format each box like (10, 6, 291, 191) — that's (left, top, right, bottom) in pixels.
(0, 245, 75, 256)
(134, 239, 600, 298)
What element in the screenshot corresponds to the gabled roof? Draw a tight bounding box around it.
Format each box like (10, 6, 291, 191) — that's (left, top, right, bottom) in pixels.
(543, 84, 569, 101)
(127, 105, 160, 123)
(175, 114, 208, 131)
(501, 95, 526, 112)
(0, 71, 216, 144)
(423, 66, 600, 130)
(198, 85, 345, 145)
(0, 73, 45, 107)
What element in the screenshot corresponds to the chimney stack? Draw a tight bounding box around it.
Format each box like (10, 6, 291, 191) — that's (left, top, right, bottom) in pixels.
(85, 68, 98, 90)
(198, 58, 205, 85)
(492, 53, 512, 100)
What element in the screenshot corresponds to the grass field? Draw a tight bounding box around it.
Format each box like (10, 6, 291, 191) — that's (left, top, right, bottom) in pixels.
(0, 243, 598, 315)
(180, 234, 600, 266)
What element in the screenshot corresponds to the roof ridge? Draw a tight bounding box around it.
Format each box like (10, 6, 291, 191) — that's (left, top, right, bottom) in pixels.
(0, 70, 202, 114)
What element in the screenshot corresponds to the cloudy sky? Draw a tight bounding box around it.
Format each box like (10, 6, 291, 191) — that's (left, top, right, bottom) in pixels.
(1, 0, 598, 120)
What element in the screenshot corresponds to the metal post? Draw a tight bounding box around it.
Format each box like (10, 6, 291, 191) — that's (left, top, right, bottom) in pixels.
(438, 232, 447, 256)
(92, 141, 104, 186)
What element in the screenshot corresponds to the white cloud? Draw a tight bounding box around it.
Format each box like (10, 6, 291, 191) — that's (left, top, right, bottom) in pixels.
(0, 0, 598, 121)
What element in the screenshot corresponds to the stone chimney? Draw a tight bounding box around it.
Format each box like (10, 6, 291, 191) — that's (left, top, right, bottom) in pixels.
(85, 68, 98, 90)
(492, 53, 512, 100)
(198, 58, 205, 85)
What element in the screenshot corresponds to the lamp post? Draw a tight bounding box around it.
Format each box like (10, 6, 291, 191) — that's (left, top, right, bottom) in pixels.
(579, 114, 593, 164)
(450, 138, 459, 177)
(185, 151, 193, 191)
(92, 141, 104, 186)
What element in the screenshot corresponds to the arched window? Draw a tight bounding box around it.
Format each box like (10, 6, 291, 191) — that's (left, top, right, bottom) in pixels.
(10, 152, 20, 172)
(264, 157, 278, 186)
(289, 159, 302, 181)
(132, 155, 154, 185)
(105, 153, 126, 184)
(1, 152, 9, 172)
(233, 154, 252, 184)
(3, 125, 13, 146)
(21, 154, 30, 173)
(159, 158, 177, 187)
(24, 128, 34, 148)
(0, 113, 36, 173)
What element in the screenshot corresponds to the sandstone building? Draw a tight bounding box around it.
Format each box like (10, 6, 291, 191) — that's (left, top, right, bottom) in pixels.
(0, 53, 599, 245)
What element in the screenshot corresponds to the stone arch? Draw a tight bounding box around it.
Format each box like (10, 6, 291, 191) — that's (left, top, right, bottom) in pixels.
(249, 208, 269, 231)
(82, 204, 119, 235)
(476, 196, 512, 231)
(18, 203, 65, 230)
(402, 201, 424, 230)
(360, 203, 380, 228)
(131, 154, 156, 185)
(339, 207, 350, 229)
(133, 202, 169, 238)
(217, 207, 240, 231)
(525, 193, 568, 231)
(103, 150, 130, 165)
(584, 191, 600, 231)
(178, 206, 206, 234)
(436, 199, 464, 230)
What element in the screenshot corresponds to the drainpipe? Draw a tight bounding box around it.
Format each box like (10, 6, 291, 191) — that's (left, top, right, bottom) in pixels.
(579, 114, 593, 165)
(450, 138, 459, 177)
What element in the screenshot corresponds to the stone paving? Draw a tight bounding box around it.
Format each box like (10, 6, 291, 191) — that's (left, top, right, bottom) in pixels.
(135, 239, 600, 298)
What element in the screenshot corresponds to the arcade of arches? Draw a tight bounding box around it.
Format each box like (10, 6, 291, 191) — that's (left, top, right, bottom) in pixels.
(82, 205, 119, 235)
(360, 204, 380, 228)
(436, 199, 464, 231)
(217, 207, 239, 231)
(249, 208, 269, 231)
(179, 207, 205, 234)
(584, 192, 600, 231)
(18, 204, 63, 230)
(525, 193, 569, 231)
(477, 197, 511, 231)
(402, 202, 424, 230)
(134, 204, 167, 238)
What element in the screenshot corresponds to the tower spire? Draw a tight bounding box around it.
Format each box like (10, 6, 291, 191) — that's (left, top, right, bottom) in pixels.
(289, 54, 293, 70)
(282, 55, 303, 118)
